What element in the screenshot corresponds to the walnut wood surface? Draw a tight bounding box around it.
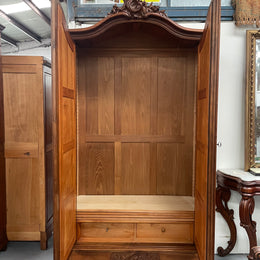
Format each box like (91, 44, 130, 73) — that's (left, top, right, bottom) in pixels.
(194, 0, 221, 259)
(252, 246, 260, 259)
(69, 243, 199, 260)
(217, 170, 260, 260)
(0, 26, 8, 252)
(2, 56, 52, 248)
(52, 3, 77, 260)
(77, 50, 196, 196)
(110, 252, 160, 260)
(216, 186, 237, 256)
(52, 0, 221, 258)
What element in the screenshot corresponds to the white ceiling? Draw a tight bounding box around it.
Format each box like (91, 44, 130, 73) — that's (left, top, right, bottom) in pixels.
(0, 0, 51, 50)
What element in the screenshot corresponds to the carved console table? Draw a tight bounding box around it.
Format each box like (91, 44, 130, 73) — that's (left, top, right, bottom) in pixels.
(216, 169, 260, 260)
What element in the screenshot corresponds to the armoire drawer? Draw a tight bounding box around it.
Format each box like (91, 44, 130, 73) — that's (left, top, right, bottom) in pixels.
(78, 223, 135, 242)
(136, 223, 194, 244)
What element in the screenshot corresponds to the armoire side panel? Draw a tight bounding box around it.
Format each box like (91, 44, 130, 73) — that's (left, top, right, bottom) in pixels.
(3, 62, 45, 242)
(52, 2, 77, 260)
(194, 0, 220, 259)
(44, 68, 53, 229)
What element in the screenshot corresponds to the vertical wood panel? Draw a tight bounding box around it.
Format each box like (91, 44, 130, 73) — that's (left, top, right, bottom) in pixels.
(2, 58, 47, 241)
(157, 57, 185, 136)
(121, 143, 150, 194)
(53, 4, 77, 260)
(6, 159, 40, 233)
(86, 57, 98, 135)
(78, 52, 196, 197)
(114, 57, 122, 135)
(80, 143, 114, 195)
(85, 57, 115, 136)
(98, 57, 114, 135)
(120, 57, 151, 135)
(157, 144, 178, 195)
(78, 57, 87, 196)
(195, 22, 211, 260)
(194, 0, 221, 259)
(114, 142, 121, 195)
(4, 73, 39, 143)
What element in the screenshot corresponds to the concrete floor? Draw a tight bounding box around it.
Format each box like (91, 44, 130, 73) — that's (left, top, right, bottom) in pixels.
(0, 239, 247, 260)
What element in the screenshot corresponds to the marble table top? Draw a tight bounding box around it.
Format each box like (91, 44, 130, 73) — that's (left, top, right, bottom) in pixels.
(218, 169, 260, 182)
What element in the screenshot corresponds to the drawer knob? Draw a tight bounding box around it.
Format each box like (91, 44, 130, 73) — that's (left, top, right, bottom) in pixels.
(161, 227, 166, 233)
(106, 227, 109, 232)
(24, 152, 30, 156)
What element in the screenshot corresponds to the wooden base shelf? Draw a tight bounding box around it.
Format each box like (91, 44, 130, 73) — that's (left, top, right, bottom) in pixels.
(76, 196, 195, 245)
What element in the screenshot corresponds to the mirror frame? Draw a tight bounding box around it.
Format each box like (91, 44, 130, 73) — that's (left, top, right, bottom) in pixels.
(245, 30, 260, 171)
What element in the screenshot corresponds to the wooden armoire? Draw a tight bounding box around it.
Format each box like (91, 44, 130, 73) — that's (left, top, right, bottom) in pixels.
(2, 56, 53, 250)
(0, 24, 8, 252)
(52, 0, 220, 259)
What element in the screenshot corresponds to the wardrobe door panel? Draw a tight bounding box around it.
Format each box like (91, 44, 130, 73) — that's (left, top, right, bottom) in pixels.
(194, 0, 220, 259)
(3, 63, 45, 241)
(52, 3, 77, 260)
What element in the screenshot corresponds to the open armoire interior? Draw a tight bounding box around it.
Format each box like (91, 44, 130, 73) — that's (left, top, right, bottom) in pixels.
(52, 0, 220, 259)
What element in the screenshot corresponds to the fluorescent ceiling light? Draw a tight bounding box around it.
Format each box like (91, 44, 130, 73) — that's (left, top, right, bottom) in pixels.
(0, 0, 50, 14)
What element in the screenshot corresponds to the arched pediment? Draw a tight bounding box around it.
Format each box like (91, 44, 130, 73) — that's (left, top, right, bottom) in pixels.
(69, 0, 203, 48)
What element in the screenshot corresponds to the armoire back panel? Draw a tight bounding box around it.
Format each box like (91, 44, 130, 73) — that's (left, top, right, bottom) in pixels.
(78, 49, 196, 196)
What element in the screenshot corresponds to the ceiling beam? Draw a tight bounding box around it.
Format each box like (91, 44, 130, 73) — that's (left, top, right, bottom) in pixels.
(22, 0, 51, 26)
(1, 33, 18, 47)
(0, 10, 41, 43)
(0, 24, 4, 32)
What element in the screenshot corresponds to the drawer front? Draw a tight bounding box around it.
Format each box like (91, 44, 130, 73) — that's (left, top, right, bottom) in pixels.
(78, 223, 135, 242)
(136, 223, 194, 243)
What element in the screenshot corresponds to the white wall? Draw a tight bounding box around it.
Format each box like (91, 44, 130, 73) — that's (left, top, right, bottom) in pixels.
(183, 21, 260, 255)
(216, 22, 260, 254)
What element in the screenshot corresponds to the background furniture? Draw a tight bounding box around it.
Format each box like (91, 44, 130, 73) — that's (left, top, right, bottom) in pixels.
(52, 0, 220, 259)
(0, 24, 8, 252)
(2, 56, 53, 250)
(216, 169, 260, 260)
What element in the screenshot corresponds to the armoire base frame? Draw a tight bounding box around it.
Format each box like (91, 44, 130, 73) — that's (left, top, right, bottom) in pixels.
(70, 243, 199, 260)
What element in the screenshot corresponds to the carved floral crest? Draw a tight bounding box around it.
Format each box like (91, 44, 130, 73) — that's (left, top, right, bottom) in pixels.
(110, 252, 160, 260)
(108, 0, 167, 19)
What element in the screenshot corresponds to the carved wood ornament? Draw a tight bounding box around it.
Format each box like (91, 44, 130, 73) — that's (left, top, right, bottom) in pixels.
(216, 186, 237, 256)
(111, 252, 160, 260)
(108, 0, 167, 19)
(252, 246, 260, 259)
(216, 171, 260, 260)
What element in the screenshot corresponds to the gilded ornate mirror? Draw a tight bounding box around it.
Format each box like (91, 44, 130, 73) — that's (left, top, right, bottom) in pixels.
(245, 30, 260, 174)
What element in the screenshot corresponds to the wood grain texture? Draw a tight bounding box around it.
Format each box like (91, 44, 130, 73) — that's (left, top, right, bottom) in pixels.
(77, 51, 196, 196)
(120, 57, 151, 135)
(121, 143, 150, 194)
(194, 1, 221, 259)
(52, 3, 77, 259)
(69, 244, 199, 260)
(2, 56, 52, 245)
(80, 143, 114, 195)
(136, 223, 193, 243)
(77, 195, 194, 212)
(78, 223, 135, 243)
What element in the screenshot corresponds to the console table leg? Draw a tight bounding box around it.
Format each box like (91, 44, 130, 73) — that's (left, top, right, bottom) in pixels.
(216, 185, 237, 256)
(239, 196, 257, 260)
